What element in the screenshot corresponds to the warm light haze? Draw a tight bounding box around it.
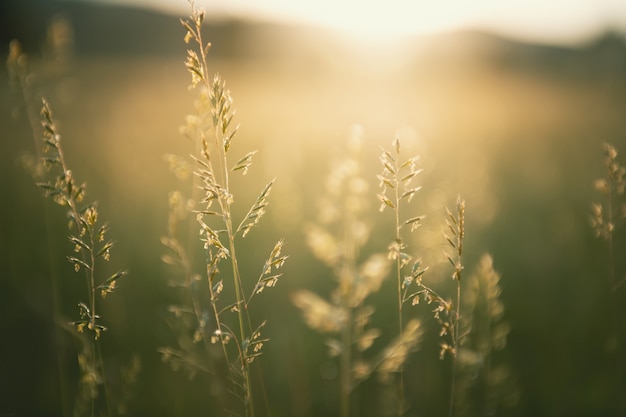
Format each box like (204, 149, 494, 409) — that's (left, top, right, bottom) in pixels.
(4, 0, 626, 415)
(97, 0, 626, 44)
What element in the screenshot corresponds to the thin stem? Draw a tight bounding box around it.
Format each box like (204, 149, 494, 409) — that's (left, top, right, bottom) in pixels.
(227, 232, 255, 417)
(392, 156, 406, 416)
(605, 165, 625, 417)
(386, 144, 404, 337)
(191, 11, 255, 413)
(339, 211, 359, 417)
(96, 341, 113, 417)
(448, 280, 461, 417)
(212, 94, 255, 416)
(447, 197, 464, 417)
(482, 274, 494, 417)
(89, 234, 97, 335)
(394, 192, 403, 335)
(340, 306, 352, 417)
(207, 45, 254, 417)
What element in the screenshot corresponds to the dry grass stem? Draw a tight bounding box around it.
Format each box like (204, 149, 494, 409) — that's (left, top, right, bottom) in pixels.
(377, 134, 426, 415)
(160, 2, 285, 416)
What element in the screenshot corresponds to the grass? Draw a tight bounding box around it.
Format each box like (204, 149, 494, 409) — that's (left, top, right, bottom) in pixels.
(4, 1, 626, 416)
(8, 39, 130, 416)
(591, 143, 626, 417)
(292, 129, 422, 417)
(454, 254, 518, 416)
(376, 134, 426, 415)
(158, 3, 286, 417)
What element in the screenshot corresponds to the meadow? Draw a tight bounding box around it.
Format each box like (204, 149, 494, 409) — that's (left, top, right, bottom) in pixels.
(1, 1, 626, 416)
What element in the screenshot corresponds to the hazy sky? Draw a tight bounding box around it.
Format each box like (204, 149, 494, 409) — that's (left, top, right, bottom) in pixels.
(104, 0, 626, 45)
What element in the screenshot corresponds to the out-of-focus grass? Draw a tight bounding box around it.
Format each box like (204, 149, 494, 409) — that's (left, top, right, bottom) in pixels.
(2, 11, 626, 415)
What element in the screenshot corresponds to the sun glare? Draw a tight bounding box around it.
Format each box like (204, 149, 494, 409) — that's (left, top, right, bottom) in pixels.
(278, 0, 624, 45)
(144, 0, 470, 40)
(140, 0, 626, 45)
(255, 1, 472, 41)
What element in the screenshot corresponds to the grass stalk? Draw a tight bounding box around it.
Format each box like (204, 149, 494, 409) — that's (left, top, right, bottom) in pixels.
(446, 197, 465, 417)
(448, 279, 461, 417)
(38, 98, 127, 415)
(294, 130, 423, 417)
(160, 3, 285, 415)
(409, 196, 464, 416)
(592, 143, 626, 417)
(377, 134, 424, 415)
(209, 74, 255, 415)
(391, 149, 406, 416)
(8, 87, 128, 415)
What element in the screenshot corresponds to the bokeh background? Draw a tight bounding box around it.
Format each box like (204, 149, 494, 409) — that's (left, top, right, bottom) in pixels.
(1, 0, 626, 416)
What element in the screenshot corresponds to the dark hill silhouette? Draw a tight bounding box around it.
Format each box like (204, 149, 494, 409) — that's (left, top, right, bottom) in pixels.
(1, 0, 625, 78)
(1, 0, 253, 57)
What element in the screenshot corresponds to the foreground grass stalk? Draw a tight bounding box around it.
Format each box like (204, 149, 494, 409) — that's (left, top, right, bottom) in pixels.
(444, 197, 465, 417)
(9, 32, 130, 416)
(377, 134, 425, 415)
(410, 197, 465, 416)
(7, 89, 129, 415)
(209, 70, 255, 415)
(37, 99, 128, 416)
(160, 3, 286, 416)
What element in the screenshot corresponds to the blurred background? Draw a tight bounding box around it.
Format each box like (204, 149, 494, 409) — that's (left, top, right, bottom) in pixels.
(1, 0, 626, 416)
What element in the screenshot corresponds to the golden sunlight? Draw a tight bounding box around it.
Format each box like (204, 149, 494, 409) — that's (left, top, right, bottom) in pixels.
(140, 0, 626, 45)
(294, 1, 468, 39)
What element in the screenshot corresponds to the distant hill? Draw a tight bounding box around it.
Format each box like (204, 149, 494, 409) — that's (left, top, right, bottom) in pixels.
(2, 0, 625, 78)
(1, 0, 237, 57)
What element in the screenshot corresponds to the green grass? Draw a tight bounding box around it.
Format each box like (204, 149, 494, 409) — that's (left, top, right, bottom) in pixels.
(3, 1, 626, 416)
(8, 40, 131, 416)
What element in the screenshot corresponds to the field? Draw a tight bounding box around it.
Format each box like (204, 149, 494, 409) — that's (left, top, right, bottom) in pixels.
(2, 1, 626, 416)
